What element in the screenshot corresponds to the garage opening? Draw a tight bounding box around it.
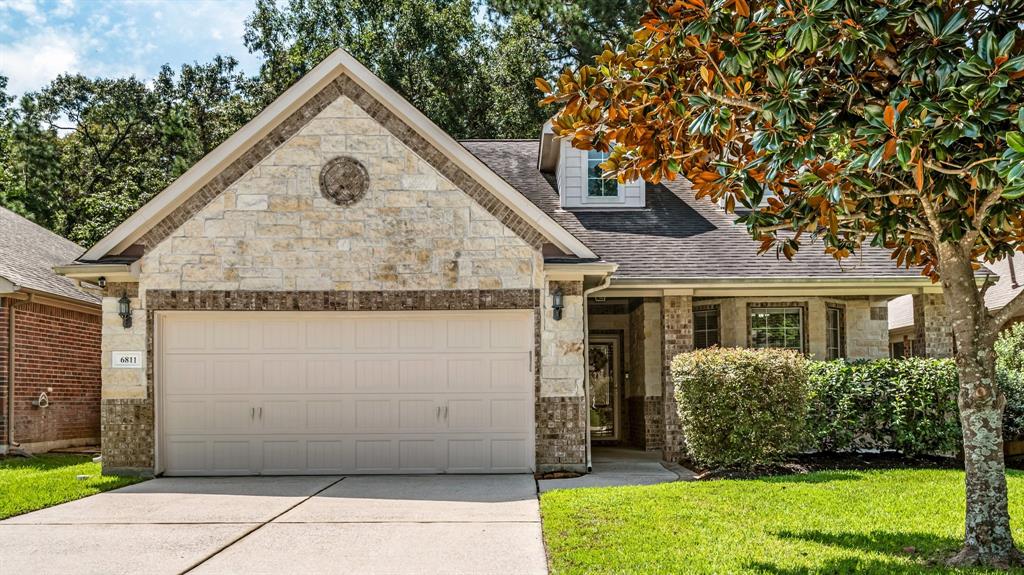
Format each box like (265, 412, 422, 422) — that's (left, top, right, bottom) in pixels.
(158, 311, 535, 475)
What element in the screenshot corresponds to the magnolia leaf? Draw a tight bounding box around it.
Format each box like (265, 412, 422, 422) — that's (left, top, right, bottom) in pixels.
(1007, 132, 1024, 154)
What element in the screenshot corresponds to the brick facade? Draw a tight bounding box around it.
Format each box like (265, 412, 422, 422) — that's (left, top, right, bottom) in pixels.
(1, 299, 101, 451)
(661, 295, 693, 462)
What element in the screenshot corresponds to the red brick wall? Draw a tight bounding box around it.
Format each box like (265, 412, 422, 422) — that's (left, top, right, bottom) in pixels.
(1, 300, 101, 448)
(0, 301, 7, 447)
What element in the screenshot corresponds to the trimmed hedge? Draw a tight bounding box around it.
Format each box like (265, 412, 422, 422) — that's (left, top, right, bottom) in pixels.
(671, 347, 808, 469)
(805, 358, 961, 456)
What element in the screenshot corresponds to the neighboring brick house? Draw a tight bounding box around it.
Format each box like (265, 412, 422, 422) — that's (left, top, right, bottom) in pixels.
(1, 208, 102, 454)
(57, 49, 939, 477)
(889, 257, 1023, 356)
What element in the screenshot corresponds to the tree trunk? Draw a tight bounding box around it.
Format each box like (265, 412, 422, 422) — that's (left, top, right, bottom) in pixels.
(938, 244, 1023, 568)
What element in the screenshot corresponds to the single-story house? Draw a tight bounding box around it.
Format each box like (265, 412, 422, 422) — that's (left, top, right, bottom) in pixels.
(889, 256, 1024, 356)
(56, 49, 955, 477)
(1, 207, 102, 454)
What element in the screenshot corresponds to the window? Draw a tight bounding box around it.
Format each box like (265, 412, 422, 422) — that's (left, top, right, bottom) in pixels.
(749, 307, 804, 352)
(587, 150, 619, 197)
(694, 307, 720, 349)
(826, 305, 846, 360)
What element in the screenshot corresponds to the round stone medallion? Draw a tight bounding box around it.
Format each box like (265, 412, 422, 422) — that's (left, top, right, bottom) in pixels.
(319, 156, 369, 206)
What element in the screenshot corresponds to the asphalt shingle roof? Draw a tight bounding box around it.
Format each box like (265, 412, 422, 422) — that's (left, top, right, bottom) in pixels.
(462, 139, 924, 280)
(0, 207, 99, 305)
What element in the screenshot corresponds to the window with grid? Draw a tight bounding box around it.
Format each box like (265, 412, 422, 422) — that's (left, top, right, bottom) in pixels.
(749, 307, 804, 352)
(587, 149, 619, 197)
(826, 305, 846, 359)
(693, 307, 720, 349)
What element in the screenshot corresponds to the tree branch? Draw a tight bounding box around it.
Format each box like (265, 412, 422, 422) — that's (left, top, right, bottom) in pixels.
(991, 285, 1024, 332)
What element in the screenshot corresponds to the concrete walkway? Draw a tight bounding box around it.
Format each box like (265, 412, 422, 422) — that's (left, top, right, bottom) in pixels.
(0, 475, 547, 575)
(538, 447, 695, 493)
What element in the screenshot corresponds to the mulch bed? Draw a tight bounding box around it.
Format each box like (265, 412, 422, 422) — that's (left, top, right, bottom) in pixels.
(683, 452, 963, 481)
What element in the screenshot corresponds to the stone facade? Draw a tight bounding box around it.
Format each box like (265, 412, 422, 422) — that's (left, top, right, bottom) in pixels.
(698, 295, 890, 360)
(914, 293, 954, 358)
(537, 280, 586, 471)
(96, 70, 572, 475)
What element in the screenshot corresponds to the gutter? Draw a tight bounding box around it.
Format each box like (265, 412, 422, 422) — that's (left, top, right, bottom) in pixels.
(581, 273, 613, 473)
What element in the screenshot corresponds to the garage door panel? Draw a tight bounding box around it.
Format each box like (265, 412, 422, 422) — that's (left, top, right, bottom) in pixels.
(160, 311, 534, 476)
(354, 359, 399, 391)
(163, 359, 207, 394)
(307, 440, 345, 472)
(263, 440, 304, 474)
(211, 358, 254, 394)
(354, 439, 393, 472)
(399, 440, 442, 472)
(212, 319, 250, 351)
(212, 440, 254, 474)
(353, 318, 396, 351)
(261, 358, 306, 393)
(261, 319, 302, 351)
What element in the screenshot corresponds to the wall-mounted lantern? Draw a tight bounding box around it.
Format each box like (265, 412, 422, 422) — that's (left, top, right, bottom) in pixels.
(97, 276, 107, 289)
(118, 293, 133, 329)
(551, 286, 564, 321)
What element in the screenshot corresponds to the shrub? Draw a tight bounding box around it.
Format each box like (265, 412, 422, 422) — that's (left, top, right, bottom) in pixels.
(805, 358, 960, 456)
(996, 322, 1024, 440)
(671, 347, 808, 469)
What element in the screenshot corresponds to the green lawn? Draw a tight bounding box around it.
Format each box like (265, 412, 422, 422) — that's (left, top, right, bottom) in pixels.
(0, 454, 145, 520)
(541, 469, 1024, 574)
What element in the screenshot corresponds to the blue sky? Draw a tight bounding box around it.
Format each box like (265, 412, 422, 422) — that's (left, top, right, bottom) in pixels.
(0, 0, 260, 96)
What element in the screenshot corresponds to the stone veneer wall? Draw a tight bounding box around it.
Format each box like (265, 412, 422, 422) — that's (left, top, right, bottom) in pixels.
(96, 68, 589, 475)
(661, 295, 693, 462)
(914, 293, 954, 358)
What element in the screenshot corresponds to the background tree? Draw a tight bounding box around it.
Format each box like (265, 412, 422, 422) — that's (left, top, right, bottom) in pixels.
(486, 0, 648, 64)
(542, 0, 1024, 567)
(243, 0, 554, 138)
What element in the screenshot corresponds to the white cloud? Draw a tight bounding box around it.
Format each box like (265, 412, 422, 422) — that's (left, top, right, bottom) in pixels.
(0, 30, 79, 93)
(0, 0, 46, 25)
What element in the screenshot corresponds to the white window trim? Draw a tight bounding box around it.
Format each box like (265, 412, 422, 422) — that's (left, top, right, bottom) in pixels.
(748, 306, 805, 353)
(584, 150, 626, 204)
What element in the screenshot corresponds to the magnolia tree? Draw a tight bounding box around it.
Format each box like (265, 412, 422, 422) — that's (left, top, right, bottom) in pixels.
(540, 0, 1024, 566)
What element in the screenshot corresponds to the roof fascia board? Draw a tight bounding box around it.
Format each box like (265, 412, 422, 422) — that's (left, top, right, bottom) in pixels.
(85, 49, 595, 261)
(54, 264, 138, 284)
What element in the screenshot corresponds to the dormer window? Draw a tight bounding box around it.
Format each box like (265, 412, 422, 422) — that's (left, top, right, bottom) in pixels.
(587, 150, 619, 197)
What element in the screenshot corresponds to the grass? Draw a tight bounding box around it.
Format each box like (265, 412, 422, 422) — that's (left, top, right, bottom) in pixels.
(540, 468, 1024, 574)
(0, 454, 145, 520)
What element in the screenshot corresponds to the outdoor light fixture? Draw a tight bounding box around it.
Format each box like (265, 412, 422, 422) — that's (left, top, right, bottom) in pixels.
(551, 286, 564, 321)
(97, 276, 107, 289)
(118, 293, 133, 329)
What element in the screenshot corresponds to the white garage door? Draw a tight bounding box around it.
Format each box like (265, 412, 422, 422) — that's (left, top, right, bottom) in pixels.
(158, 311, 535, 476)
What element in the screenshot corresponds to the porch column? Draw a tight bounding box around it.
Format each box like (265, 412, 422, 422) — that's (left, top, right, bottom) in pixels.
(913, 293, 954, 358)
(662, 294, 693, 462)
(537, 279, 587, 473)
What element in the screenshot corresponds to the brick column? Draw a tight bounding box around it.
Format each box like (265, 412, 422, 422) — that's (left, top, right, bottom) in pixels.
(537, 279, 587, 473)
(913, 293, 954, 358)
(662, 295, 693, 462)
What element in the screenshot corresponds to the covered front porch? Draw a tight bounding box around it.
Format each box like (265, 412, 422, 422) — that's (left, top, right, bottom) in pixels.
(581, 288, 908, 467)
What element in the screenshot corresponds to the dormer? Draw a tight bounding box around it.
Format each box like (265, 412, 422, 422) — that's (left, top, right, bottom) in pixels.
(538, 124, 646, 210)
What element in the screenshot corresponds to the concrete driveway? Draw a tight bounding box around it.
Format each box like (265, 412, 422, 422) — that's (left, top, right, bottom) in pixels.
(0, 475, 547, 575)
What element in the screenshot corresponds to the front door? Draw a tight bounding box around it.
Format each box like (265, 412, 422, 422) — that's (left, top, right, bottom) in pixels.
(588, 336, 620, 441)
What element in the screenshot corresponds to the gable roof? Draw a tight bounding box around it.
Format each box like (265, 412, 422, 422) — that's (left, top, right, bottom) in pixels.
(0, 208, 98, 305)
(80, 49, 595, 262)
(463, 140, 928, 282)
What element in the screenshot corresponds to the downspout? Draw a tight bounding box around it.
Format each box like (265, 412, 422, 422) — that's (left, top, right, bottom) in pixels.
(5, 292, 30, 452)
(582, 274, 613, 472)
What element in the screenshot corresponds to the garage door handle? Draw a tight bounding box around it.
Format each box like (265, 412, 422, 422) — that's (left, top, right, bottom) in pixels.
(250, 407, 255, 420)
(258, 407, 263, 419)
(444, 405, 449, 419)
(436, 406, 441, 420)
